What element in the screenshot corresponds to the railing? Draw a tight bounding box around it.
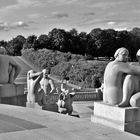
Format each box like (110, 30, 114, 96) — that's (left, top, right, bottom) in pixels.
(0, 89, 102, 107)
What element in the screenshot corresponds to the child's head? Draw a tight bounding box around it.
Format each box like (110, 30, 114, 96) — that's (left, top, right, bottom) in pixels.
(42, 68, 50, 78)
(63, 77, 70, 84)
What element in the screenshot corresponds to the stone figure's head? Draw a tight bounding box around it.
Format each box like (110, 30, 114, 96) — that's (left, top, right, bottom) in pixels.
(0, 46, 6, 55)
(62, 77, 70, 84)
(27, 70, 37, 80)
(42, 68, 51, 78)
(114, 47, 129, 62)
(136, 49, 140, 62)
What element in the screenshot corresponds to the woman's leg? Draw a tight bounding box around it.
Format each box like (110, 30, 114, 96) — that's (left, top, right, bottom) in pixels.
(8, 65, 15, 83)
(118, 75, 135, 107)
(130, 92, 140, 107)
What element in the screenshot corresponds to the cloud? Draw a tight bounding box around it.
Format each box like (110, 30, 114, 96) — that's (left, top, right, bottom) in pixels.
(0, 22, 8, 31)
(0, 21, 31, 31)
(33, 0, 79, 6)
(11, 21, 28, 28)
(51, 12, 69, 19)
(28, 14, 41, 19)
(78, 18, 128, 27)
(84, 12, 95, 16)
(114, 27, 131, 31)
(0, 0, 40, 14)
(88, 1, 124, 9)
(107, 21, 116, 26)
(73, 17, 132, 32)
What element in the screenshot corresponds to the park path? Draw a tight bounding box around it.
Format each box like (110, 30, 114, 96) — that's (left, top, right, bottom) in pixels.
(13, 56, 35, 84)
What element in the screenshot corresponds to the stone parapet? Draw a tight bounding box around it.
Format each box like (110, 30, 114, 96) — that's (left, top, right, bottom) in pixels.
(49, 90, 103, 102)
(91, 102, 140, 136)
(0, 84, 25, 106)
(0, 84, 24, 97)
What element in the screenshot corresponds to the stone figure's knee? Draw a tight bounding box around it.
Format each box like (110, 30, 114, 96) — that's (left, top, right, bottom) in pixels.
(8, 65, 13, 74)
(123, 75, 136, 91)
(130, 97, 136, 107)
(125, 75, 133, 79)
(124, 75, 135, 84)
(130, 94, 140, 107)
(58, 107, 67, 114)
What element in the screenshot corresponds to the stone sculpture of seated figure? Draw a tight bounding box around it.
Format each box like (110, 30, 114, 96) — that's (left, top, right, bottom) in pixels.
(103, 47, 140, 106)
(57, 77, 76, 115)
(118, 49, 140, 107)
(0, 46, 21, 84)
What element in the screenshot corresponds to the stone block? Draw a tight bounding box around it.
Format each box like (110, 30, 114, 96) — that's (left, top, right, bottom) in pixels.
(91, 102, 140, 136)
(16, 84, 24, 96)
(0, 84, 24, 97)
(26, 102, 42, 109)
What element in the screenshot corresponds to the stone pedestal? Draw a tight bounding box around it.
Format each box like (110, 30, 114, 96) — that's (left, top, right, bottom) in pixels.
(26, 102, 42, 109)
(0, 84, 24, 97)
(91, 102, 140, 136)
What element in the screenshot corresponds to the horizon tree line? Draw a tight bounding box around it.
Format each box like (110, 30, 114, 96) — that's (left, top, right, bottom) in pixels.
(1, 27, 140, 61)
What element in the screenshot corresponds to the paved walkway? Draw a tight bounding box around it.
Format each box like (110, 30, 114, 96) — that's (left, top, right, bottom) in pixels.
(73, 101, 94, 120)
(0, 104, 139, 140)
(10, 56, 140, 139)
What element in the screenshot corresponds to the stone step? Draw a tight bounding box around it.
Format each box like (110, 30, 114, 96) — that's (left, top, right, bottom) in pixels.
(91, 102, 140, 136)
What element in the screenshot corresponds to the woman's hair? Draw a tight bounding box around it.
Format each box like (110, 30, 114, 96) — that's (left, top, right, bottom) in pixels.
(114, 47, 129, 58)
(136, 49, 140, 57)
(0, 46, 6, 55)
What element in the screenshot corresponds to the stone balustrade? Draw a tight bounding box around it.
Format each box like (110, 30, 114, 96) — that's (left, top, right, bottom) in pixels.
(0, 84, 26, 106)
(0, 84, 102, 107)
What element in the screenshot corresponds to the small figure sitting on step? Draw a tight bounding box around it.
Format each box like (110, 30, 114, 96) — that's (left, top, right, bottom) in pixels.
(57, 77, 76, 115)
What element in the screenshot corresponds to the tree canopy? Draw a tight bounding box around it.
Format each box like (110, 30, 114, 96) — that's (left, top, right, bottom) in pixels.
(2, 27, 140, 60)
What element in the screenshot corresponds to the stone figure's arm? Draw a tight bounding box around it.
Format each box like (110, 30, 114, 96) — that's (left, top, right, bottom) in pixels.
(34, 72, 43, 85)
(49, 79, 55, 94)
(30, 71, 42, 78)
(69, 91, 76, 98)
(9, 57, 21, 79)
(120, 63, 140, 75)
(61, 83, 69, 94)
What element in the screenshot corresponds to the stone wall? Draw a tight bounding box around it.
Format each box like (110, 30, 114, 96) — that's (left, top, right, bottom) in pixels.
(0, 84, 26, 107)
(0, 84, 102, 107)
(46, 90, 103, 103)
(0, 94, 26, 106)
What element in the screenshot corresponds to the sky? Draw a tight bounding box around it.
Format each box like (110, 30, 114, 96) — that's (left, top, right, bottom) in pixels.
(0, 0, 140, 41)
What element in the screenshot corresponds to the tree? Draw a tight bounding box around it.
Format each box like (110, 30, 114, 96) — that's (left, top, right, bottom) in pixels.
(23, 35, 37, 50)
(86, 28, 102, 58)
(116, 30, 134, 60)
(6, 35, 26, 56)
(130, 27, 140, 37)
(48, 28, 69, 52)
(68, 28, 81, 54)
(0, 40, 7, 47)
(99, 29, 117, 59)
(78, 32, 87, 55)
(37, 34, 50, 49)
